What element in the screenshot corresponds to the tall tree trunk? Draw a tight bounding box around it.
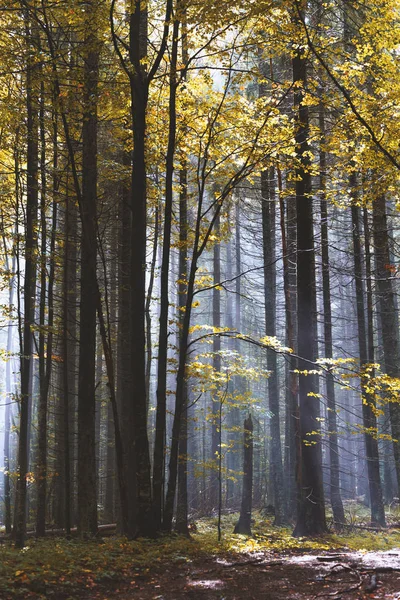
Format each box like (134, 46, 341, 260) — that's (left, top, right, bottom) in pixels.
(279, 173, 298, 518)
(232, 202, 243, 507)
(128, 1, 154, 537)
(4, 242, 16, 535)
(118, 149, 134, 534)
(77, 2, 99, 536)
(153, 11, 180, 529)
(36, 81, 58, 537)
(234, 414, 253, 535)
(292, 21, 327, 535)
(351, 194, 385, 527)
(175, 12, 189, 533)
(95, 336, 103, 505)
(61, 184, 75, 535)
(319, 101, 345, 528)
(210, 213, 221, 510)
(36, 78, 47, 537)
(225, 234, 238, 507)
(145, 201, 159, 408)
(104, 224, 118, 524)
(15, 15, 39, 548)
(372, 193, 400, 493)
(175, 162, 189, 535)
(261, 167, 284, 524)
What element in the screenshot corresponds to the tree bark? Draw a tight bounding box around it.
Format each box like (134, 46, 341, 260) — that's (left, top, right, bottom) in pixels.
(77, 2, 99, 536)
(117, 149, 134, 534)
(319, 100, 345, 528)
(292, 27, 327, 536)
(351, 195, 385, 527)
(15, 14, 39, 548)
(153, 10, 180, 529)
(175, 163, 189, 535)
(234, 414, 253, 535)
(210, 212, 221, 510)
(261, 167, 285, 524)
(128, 1, 154, 537)
(280, 175, 298, 519)
(372, 193, 400, 494)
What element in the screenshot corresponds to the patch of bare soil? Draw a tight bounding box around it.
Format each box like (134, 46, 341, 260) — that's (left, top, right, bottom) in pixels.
(87, 550, 400, 600)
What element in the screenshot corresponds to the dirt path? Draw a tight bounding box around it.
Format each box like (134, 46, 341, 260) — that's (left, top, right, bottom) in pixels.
(85, 550, 400, 600)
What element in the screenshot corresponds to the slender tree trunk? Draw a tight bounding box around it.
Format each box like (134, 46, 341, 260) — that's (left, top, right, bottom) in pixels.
(210, 213, 221, 510)
(175, 162, 189, 535)
(153, 12, 180, 529)
(36, 189, 57, 536)
(104, 225, 118, 524)
(118, 149, 134, 534)
(234, 414, 253, 535)
(319, 101, 345, 528)
(145, 201, 159, 408)
(175, 11, 189, 533)
(163, 262, 195, 530)
(372, 193, 400, 493)
(225, 234, 237, 507)
(78, 3, 99, 536)
(261, 167, 284, 524)
(292, 26, 327, 535)
(36, 80, 58, 537)
(36, 78, 47, 537)
(351, 195, 385, 527)
(232, 202, 243, 507)
(95, 337, 103, 505)
(4, 246, 16, 535)
(15, 16, 39, 548)
(279, 172, 298, 518)
(128, 2, 154, 537)
(62, 188, 73, 535)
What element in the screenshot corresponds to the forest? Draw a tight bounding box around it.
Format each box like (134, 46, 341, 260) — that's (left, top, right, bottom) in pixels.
(1, 0, 400, 598)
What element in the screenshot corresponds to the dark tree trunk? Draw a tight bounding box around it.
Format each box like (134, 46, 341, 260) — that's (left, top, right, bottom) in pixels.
(128, 2, 154, 537)
(319, 101, 345, 528)
(175, 162, 189, 535)
(61, 185, 75, 535)
(36, 82, 58, 537)
(351, 196, 385, 527)
(36, 195, 57, 536)
(210, 212, 221, 510)
(15, 16, 39, 548)
(36, 78, 47, 537)
(175, 15, 189, 534)
(292, 34, 327, 536)
(231, 203, 243, 508)
(261, 167, 284, 524)
(118, 149, 134, 534)
(104, 225, 118, 524)
(234, 414, 253, 535)
(225, 234, 239, 507)
(153, 11, 180, 530)
(95, 337, 103, 504)
(372, 193, 400, 493)
(280, 176, 298, 519)
(77, 5, 99, 536)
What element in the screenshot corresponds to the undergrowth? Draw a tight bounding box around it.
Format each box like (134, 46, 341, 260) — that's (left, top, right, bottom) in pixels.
(1, 510, 400, 598)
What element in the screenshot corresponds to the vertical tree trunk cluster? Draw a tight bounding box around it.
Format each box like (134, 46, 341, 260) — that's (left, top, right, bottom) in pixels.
(3, 0, 400, 546)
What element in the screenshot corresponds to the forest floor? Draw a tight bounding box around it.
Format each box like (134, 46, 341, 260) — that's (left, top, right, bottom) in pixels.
(1, 511, 400, 599)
